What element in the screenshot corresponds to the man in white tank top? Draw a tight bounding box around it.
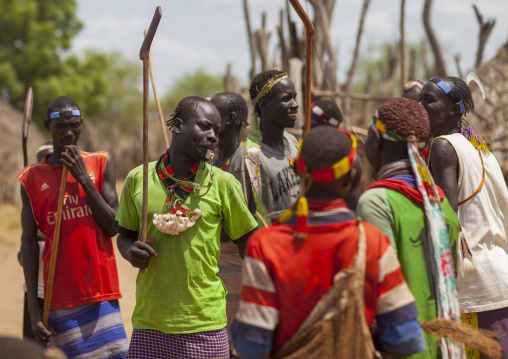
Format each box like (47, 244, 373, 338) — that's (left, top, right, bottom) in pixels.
(421, 76, 508, 356)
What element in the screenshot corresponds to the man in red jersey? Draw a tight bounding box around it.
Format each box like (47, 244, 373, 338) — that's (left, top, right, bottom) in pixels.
(18, 96, 128, 359)
(231, 127, 426, 358)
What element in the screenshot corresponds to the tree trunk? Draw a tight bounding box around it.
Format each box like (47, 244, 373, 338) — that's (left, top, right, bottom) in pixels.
(423, 0, 446, 77)
(343, 0, 371, 118)
(473, 4, 496, 69)
(243, 0, 257, 80)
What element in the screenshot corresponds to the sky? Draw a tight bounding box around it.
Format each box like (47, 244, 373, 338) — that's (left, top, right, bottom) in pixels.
(72, 0, 508, 96)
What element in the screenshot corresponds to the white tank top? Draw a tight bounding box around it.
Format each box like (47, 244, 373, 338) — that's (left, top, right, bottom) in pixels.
(441, 133, 508, 312)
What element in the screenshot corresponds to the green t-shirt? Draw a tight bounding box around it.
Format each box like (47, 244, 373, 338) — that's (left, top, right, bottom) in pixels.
(357, 187, 460, 359)
(116, 161, 258, 334)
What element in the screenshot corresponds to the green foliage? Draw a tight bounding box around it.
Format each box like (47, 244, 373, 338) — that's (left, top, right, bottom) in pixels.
(33, 51, 142, 133)
(0, 0, 83, 106)
(89, 52, 142, 135)
(163, 68, 224, 113)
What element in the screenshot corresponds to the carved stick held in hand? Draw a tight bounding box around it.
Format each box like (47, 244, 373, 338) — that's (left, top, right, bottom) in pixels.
(144, 28, 169, 150)
(43, 161, 68, 327)
(139, 6, 162, 247)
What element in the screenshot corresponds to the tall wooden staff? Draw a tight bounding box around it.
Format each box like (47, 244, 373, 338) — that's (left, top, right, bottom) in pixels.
(22, 87, 33, 167)
(43, 163, 68, 327)
(144, 28, 169, 149)
(139, 7, 162, 250)
(288, 0, 314, 134)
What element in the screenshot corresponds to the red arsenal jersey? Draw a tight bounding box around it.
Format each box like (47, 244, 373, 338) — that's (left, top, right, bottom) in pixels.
(18, 151, 121, 310)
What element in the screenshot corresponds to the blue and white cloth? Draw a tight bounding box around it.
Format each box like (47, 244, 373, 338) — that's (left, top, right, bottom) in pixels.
(49, 299, 128, 359)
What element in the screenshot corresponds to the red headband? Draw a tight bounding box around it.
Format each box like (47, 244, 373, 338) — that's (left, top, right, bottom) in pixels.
(296, 129, 357, 182)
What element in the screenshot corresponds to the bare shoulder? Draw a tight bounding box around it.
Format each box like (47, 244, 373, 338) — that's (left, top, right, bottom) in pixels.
(431, 138, 456, 159)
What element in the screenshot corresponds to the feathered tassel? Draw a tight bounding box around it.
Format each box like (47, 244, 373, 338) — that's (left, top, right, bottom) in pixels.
(421, 318, 503, 359)
(457, 231, 477, 275)
(295, 196, 309, 240)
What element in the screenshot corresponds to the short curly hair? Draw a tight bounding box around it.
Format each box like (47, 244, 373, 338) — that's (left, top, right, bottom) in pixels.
(377, 97, 430, 139)
(249, 69, 286, 115)
(211, 92, 249, 128)
(301, 127, 352, 169)
(166, 96, 215, 132)
(46, 96, 80, 117)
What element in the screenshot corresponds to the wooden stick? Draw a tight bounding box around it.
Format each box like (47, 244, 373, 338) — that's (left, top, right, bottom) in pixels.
(43, 164, 68, 327)
(139, 7, 162, 247)
(400, 0, 407, 88)
(288, 0, 314, 134)
(22, 87, 33, 167)
(144, 28, 169, 150)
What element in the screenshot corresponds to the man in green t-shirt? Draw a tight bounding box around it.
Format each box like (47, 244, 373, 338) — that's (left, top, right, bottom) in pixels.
(115, 96, 258, 359)
(357, 97, 461, 358)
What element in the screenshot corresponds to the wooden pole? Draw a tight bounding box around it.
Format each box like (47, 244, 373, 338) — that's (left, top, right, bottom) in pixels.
(423, 0, 446, 77)
(473, 4, 496, 69)
(140, 7, 162, 247)
(43, 164, 68, 327)
(144, 28, 169, 150)
(288, 0, 314, 134)
(22, 87, 33, 167)
(243, 0, 257, 80)
(400, 0, 407, 88)
(343, 0, 371, 118)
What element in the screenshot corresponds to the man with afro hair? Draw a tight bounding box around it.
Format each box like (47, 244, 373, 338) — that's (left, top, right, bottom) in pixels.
(228, 69, 300, 226)
(421, 76, 508, 355)
(231, 126, 425, 358)
(357, 97, 461, 358)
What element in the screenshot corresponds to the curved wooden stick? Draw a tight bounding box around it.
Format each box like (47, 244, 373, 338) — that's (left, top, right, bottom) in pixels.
(22, 87, 33, 167)
(288, 0, 314, 134)
(43, 164, 68, 327)
(144, 28, 170, 150)
(140, 7, 162, 247)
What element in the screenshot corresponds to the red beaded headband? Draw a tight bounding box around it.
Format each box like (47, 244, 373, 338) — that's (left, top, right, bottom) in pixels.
(296, 129, 357, 182)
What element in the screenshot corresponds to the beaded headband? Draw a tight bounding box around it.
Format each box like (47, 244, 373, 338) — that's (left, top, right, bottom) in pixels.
(371, 111, 428, 144)
(48, 110, 81, 119)
(251, 73, 289, 107)
(295, 129, 357, 182)
(311, 103, 340, 127)
(404, 79, 425, 91)
(35, 144, 53, 157)
(429, 77, 465, 114)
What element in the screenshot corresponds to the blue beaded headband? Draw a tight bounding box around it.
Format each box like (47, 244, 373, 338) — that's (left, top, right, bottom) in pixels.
(48, 109, 81, 119)
(429, 77, 465, 114)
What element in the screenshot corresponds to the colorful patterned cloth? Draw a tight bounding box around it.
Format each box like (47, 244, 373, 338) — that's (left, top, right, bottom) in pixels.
(128, 327, 229, 359)
(48, 299, 128, 359)
(358, 182, 460, 359)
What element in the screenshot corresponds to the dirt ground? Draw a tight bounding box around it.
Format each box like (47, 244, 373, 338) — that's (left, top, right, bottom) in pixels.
(0, 186, 138, 341)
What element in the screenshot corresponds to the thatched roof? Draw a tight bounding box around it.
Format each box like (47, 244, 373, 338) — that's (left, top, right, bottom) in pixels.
(466, 39, 508, 177)
(0, 100, 48, 203)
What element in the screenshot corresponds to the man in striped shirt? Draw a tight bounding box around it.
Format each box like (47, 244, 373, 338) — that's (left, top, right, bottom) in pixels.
(231, 127, 426, 358)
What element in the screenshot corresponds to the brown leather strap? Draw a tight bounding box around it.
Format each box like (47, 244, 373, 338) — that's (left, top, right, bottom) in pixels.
(458, 148, 485, 206)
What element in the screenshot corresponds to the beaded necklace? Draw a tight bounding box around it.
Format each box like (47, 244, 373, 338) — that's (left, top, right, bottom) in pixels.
(153, 150, 214, 235)
(220, 141, 244, 170)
